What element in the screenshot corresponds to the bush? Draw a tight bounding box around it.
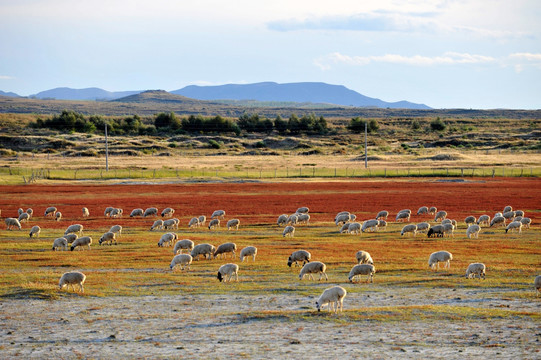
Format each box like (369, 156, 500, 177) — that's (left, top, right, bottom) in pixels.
(208, 139, 222, 149)
(347, 117, 378, 133)
(430, 117, 446, 131)
(154, 112, 181, 130)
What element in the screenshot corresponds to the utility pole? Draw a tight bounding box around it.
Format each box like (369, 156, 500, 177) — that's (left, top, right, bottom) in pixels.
(364, 121, 368, 168)
(105, 123, 109, 172)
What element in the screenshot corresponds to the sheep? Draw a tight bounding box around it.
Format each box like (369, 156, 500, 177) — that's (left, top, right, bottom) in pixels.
(316, 286, 347, 313)
(240, 246, 257, 262)
(163, 219, 178, 230)
(339, 223, 350, 233)
(347, 222, 362, 234)
(297, 213, 310, 225)
(401, 224, 417, 237)
(287, 250, 311, 267)
(198, 215, 207, 226)
(442, 218, 457, 227)
(520, 217, 531, 229)
(170, 254, 193, 271)
(377, 220, 387, 231)
(466, 224, 481, 239)
(395, 211, 410, 222)
(109, 225, 122, 237)
(277, 214, 289, 226)
(190, 243, 216, 260)
(375, 210, 388, 220)
(110, 208, 123, 218)
(282, 225, 295, 237)
(150, 219, 164, 231)
(18, 212, 30, 223)
(55, 212, 62, 221)
(29, 225, 41, 238)
(99, 232, 117, 246)
(514, 210, 524, 218)
(217, 263, 239, 282)
(360, 219, 377, 233)
(355, 250, 373, 265)
(535, 275, 541, 297)
(399, 209, 412, 215)
(477, 215, 490, 226)
(52, 237, 68, 251)
(161, 207, 175, 218)
(143, 207, 158, 217)
(335, 213, 350, 226)
(503, 205, 512, 213)
(64, 234, 78, 243)
(514, 216, 523, 223)
(59, 271, 86, 293)
(208, 218, 220, 230)
(70, 236, 92, 251)
(187, 217, 200, 228)
(104, 206, 114, 217)
(211, 210, 226, 219)
(214, 242, 237, 259)
(44, 206, 57, 217)
(427, 224, 444, 238)
(348, 214, 357, 222)
(465, 263, 486, 279)
(417, 206, 429, 215)
(428, 206, 437, 215)
(505, 221, 522, 234)
(296, 206, 309, 214)
(287, 214, 298, 225)
(434, 210, 447, 222)
(494, 212, 503, 218)
(82, 207, 90, 217)
(490, 215, 506, 227)
(464, 216, 476, 225)
(348, 264, 376, 283)
(428, 251, 453, 270)
(64, 224, 84, 236)
(503, 211, 516, 222)
(173, 239, 195, 254)
(226, 219, 240, 231)
(442, 223, 455, 237)
(26, 208, 33, 217)
(416, 222, 431, 233)
(17, 208, 24, 216)
(299, 261, 328, 281)
(5, 217, 21, 230)
(130, 208, 144, 217)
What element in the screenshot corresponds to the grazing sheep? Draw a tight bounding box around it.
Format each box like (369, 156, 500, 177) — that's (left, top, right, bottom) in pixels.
(170, 254, 192, 271)
(477, 215, 490, 226)
(188, 217, 200, 228)
(198, 215, 206, 226)
(435, 210, 447, 222)
(299, 261, 328, 281)
(339, 223, 350, 234)
(82, 207, 90, 217)
(190, 243, 216, 260)
(514, 210, 524, 218)
(428, 251, 453, 270)
(503, 211, 515, 222)
(377, 220, 387, 231)
(442, 223, 455, 237)
(29, 225, 41, 238)
(211, 210, 226, 219)
(5, 217, 21, 230)
(395, 211, 410, 222)
(17, 208, 23, 216)
(150, 219, 164, 231)
(64, 224, 83, 236)
(520, 217, 531, 229)
(99, 232, 116, 246)
(494, 212, 503, 218)
(505, 221, 522, 234)
(335, 213, 350, 226)
(240, 246, 257, 262)
(143, 207, 158, 217)
(26, 208, 33, 217)
(297, 213, 310, 225)
(109, 225, 122, 237)
(399, 209, 412, 215)
(429, 206, 437, 215)
(59, 271, 86, 293)
(55, 212, 62, 221)
(104, 207, 114, 217)
(52, 237, 68, 251)
(417, 206, 429, 215)
(316, 286, 347, 313)
(427, 224, 444, 238)
(70, 236, 92, 251)
(416, 222, 431, 233)
(214, 242, 237, 259)
(226, 219, 240, 231)
(401, 224, 417, 237)
(348, 214, 357, 222)
(348, 264, 376, 283)
(466, 224, 481, 239)
(44, 206, 57, 217)
(173, 239, 195, 254)
(503, 205, 512, 213)
(296, 206, 309, 214)
(287, 250, 311, 267)
(161, 207, 175, 218)
(287, 214, 298, 225)
(277, 214, 289, 226)
(535, 275, 541, 297)
(375, 210, 388, 220)
(110, 208, 123, 218)
(355, 250, 373, 265)
(217, 263, 239, 282)
(208, 218, 220, 230)
(64, 234, 78, 243)
(464, 216, 476, 225)
(490, 215, 506, 227)
(163, 219, 178, 230)
(513, 216, 523, 223)
(282, 225, 295, 237)
(347, 222, 362, 234)
(130, 208, 144, 217)
(361, 219, 379, 233)
(465, 263, 486, 279)
(18, 212, 30, 223)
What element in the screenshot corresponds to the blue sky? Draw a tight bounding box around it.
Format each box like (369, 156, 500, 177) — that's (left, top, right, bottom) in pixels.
(1, 0, 540, 109)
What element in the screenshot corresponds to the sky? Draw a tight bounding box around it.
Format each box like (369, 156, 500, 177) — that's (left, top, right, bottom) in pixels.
(0, 0, 540, 109)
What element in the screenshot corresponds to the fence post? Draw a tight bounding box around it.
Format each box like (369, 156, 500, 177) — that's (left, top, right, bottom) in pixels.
(461, 168, 464, 177)
(312, 167, 315, 177)
(492, 169, 495, 178)
(334, 168, 336, 177)
(384, 168, 386, 177)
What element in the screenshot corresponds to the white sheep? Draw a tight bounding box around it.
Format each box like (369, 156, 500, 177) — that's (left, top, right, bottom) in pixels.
(163, 219, 178, 230)
(208, 218, 220, 230)
(170, 254, 192, 271)
(315, 286, 347, 313)
(494, 212, 503, 218)
(505, 221, 522, 234)
(464, 216, 476, 225)
(282, 225, 295, 237)
(150, 219, 164, 231)
(130, 208, 144, 217)
(190, 243, 216, 260)
(64, 224, 84, 236)
(110, 208, 123, 218)
(17, 208, 23, 216)
(416, 222, 431, 233)
(477, 215, 490, 226)
(158, 232, 177, 247)
(44, 206, 57, 217)
(99, 232, 116, 246)
(502, 211, 515, 221)
(70, 236, 92, 251)
(429, 206, 437, 215)
(3, 217, 18, 231)
(296, 206, 309, 214)
(161, 207, 175, 218)
(375, 210, 388, 220)
(173, 239, 195, 254)
(109, 225, 122, 237)
(466, 224, 481, 239)
(378, 220, 387, 231)
(217, 263, 239, 282)
(335, 213, 350, 226)
(434, 210, 447, 222)
(339, 223, 350, 234)
(29, 225, 41, 238)
(401, 224, 417, 237)
(514, 210, 524, 218)
(287, 250, 311, 267)
(520, 217, 531, 229)
(299, 261, 328, 281)
(348, 264, 376, 283)
(26, 208, 33, 217)
(514, 216, 523, 223)
(417, 206, 429, 215)
(428, 251, 453, 270)
(226, 219, 240, 231)
(277, 214, 289, 226)
(188, 217, 200, 228)
(82, 207, 90, 217)
(490, 215, 506, 227)
(211, 210, 226, 219)
(347, 222, 362, 234)
(198, 215, 207, 226)
(52, 237, 68, 251)
(59, 271, 86, 293)
(399, 209, 412, 215)
(535, 275, 541, 297)
(18, 212, 30, 223)
(239, 246, 257, 262)
(297, 213, 310, 225)
(503, 205, 512, 213)
(104, 206, 114, 217)
(143, 207, 158, 217)
(214, 242, 237, 259)
(55, 212, 62, 221)
(348, 214, 357, 222)
(442, 223, 455, 237)
(355, 250, 373, 265)
(395, 211, 410, 222)
(64, 234, 78, 243)
(465, 263, 486, 279)
(287, 214, 298, 225)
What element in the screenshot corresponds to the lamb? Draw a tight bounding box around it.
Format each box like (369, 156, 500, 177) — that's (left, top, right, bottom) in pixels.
(130, 208, 144, 217)
(490, 215, 506, 227)
(64, 224, 84, 236)
(428, 251, 453, 270)
(503, 205, 512, 213)
(315, 286, 347, 313)
(377, 220, 387, 231)
(347, 222, 362, 234)
(213, 242, 237, 259)
(427, 224, 444, 238)
(44, 206, 57, 217)
(239, 246, 257, 262)
(211, 210, 226, 219)
(143, 207, 158, 217)
(208, 218, 220, 230)
(170, 254, 192, 271)
(161, 207, 175, 218)
(442, 223, 455, 237)
(375, 210, 388, 220)
(401, 224, 417, 237)
(287, 250, 311, 267)
(150, 219, 164, 231)
(198, 215, 207, 226)
(70, 236, 92, 251)
(520, 217, 531, 229)
(535, 275, 541, 297)
(335, 213, 350, 226)
(59, 271, 86, 293)
(52, 237, 68, 251)
(82, 207, 90, 217)
(297, 213, 310, 225)
(26, 208, 33, 217)
(3, 217, 18, 230)
(277, 214, 289, 226)
(226, 219, 240, 231)
(163, 219, 178, 230)
(188, 217, 200, 228)
(64, 234, 78, 243)
(299, 261, 328, 281)
(416, 222, 431, 233)
(217, 263, 239, 282)
(477, 215, 490, 226)
(55, 212, 62, 221)
(296, 206, 309, 214)
(505, 221, 522, 234)
(29, 225, 41, 238)
(190, 243, 216, 260)
(465, 263, 486, 279)
(282, 225, 295, 237)
(395, 211, 410, 222)
(173, 239, 195, 254)
(429, 206, 437, 215)
(361, 219, 379, 233)
(99, 232, 117, 246)
(348, 264, 376, 283)
(434, 210, 447, 222)
(104, 206, 114, 217)
(18, 212, 30, 223)
(464, 216, 476, 225)
(109, 225, 122, 237)
(466, 224, 481, 239)
(417, 206, 429, 215)
(355, 250, 373, 265)
(339, 223, 350, 233)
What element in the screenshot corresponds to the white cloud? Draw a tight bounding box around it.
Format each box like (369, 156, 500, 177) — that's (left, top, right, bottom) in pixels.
(0, 75, 14, 80)
(509, 53, 541, 61)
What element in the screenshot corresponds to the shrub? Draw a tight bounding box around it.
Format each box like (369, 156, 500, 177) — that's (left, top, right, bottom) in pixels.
(208, 139, 222, 149)
(348, 117, 378, 133)
(430, 117, 446, 131)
